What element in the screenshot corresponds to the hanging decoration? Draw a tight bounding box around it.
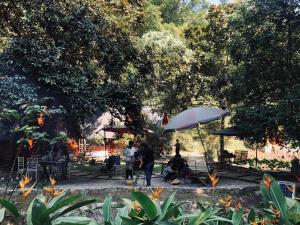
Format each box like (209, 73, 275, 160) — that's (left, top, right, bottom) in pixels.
(162, 112, 169, 126)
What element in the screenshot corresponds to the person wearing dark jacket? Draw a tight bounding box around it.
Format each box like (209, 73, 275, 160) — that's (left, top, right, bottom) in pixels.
(140, 143, 154, 186)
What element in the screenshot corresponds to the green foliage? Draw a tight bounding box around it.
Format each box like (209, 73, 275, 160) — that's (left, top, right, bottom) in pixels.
(241, 158, 291, 170)
(0, 102, 70, 159)
(0, 0, 299, 148)
(0, 0, 145, 124)
(3, 175, 300, 224)
(0, 198, 20, 223)
(228, 0, 300, 146)
(0, 190, 99, 225)
(149, 0, 209, 25)
(0, 70, 39, 111)
(138, 30, 211, 113)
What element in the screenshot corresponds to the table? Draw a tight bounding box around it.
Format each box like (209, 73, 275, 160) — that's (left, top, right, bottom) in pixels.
(155, 158, 169, 174)
(39, 161, 70, 179)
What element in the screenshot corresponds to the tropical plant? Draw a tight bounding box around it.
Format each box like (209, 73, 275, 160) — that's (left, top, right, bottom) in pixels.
(0, 176, 99, 225)
(101, 189, 185, 225)
(2, 174, 300, 224)
(243, 159, 291, 170)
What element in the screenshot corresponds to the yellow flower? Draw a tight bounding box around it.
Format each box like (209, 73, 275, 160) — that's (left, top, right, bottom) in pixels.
(132, 201, 142, 211)
(23, 175, 32, 185)
(271, 205, 280, 223)
(208, 171, 219, 187)
(262, 176, 272, 190)
(259, 218, 266, 225)
(19, 175, 32, 195)
(150, 188, 164, 201)
(219, 195, 233, 209)
(52, 190, 62, 197)
(19, 180, 25, 190)
(250, 218, 266, 225)
(235, 202, 242, 210)
(43, 186, 53, 194)
(19, 175, 31, 190)
(22, 188, 32, 198)
(250, 220, 258, 225)
(50, 177, 56, 187)
(21, 184, 35, 199)
(44, 196, 49, 204)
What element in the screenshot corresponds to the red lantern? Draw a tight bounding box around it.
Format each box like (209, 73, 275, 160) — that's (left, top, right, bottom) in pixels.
(162, 112, 169, 126)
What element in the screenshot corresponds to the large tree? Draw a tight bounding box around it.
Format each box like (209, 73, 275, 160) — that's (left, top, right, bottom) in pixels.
(138, 31, 211, 114)
(0, 0, 146, 128)
(184, 4, 237, 109)
(229, 0, 300, 146)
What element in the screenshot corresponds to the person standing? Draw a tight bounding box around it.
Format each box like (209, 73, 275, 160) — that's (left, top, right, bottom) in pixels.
(174, 139, 181, 155)
(159, 141, 165, 157)
(124, 141, 136, 180)
(140, 143, 154, 186)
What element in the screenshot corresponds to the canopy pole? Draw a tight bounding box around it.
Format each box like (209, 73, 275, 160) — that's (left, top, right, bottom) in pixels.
(220, 116, 225, 165)
(104, 129, 107, 159)
(197, 123, 208, 166)
(255, 145, 258, 168)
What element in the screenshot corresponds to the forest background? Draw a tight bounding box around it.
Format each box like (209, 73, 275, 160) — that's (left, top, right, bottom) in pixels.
(0, 0, 299, 157)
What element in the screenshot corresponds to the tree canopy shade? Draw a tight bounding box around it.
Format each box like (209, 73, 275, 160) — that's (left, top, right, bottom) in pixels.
(0, 0, 299, 147)
(138, 31, 213, 113)
(228, 0, 300, 146)
(0, 0, 146, 128)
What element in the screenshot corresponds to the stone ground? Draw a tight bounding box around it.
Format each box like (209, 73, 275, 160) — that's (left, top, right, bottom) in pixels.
(55, 173, 257, 191)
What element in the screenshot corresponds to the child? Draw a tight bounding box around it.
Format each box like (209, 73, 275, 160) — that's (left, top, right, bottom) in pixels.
(162, 162, 177, 182)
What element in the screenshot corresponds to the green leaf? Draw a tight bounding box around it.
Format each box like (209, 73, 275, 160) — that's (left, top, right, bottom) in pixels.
(160, 192, 176, 221)
(0, 199, 20, 218)
(154, 201, 162, 219)
(47, 191, 69, 208)
(122, 198, 133, 208)
(51, 199, 96, 221)
(0, 208, 5, 223)
(114, 206, 129, 225)
(231, 208, 243, 225)
(120, 216, 140, 225)
(187, 208, 227, 225)
(247, 208, 255, 223)
(52, 216, 100, 225)
(268, 175, 288, 222)
(157, 222, 178, 225)
(40, 194, 82, 222)
(287, 198, 300, 211)
(287, 211, 300, 224)
(196, 202, 206, 212)
(260, 174, 272, 202)
(131, 191, 157, 220)
(27, 195, 51, 225)
(102, 195, 112, 223)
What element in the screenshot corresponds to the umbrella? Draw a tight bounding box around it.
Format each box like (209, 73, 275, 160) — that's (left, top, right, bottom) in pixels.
(164, 106, 229, 132)
(164, 106, 229, 164)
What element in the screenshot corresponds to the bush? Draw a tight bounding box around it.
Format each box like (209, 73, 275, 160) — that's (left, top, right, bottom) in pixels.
(1, 175, 300, 224)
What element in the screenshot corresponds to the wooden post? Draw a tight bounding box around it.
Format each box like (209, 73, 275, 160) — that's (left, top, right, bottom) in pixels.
(220, 117, 225, 165)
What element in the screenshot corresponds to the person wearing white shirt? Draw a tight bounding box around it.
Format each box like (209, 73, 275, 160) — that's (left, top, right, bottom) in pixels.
(124, 141, 136, 180)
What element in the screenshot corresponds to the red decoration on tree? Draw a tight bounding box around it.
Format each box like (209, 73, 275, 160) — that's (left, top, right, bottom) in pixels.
(37, 113, 44, 127)
(162, 112, 169, 126)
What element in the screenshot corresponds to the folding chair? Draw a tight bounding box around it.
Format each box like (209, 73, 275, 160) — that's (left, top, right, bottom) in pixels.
(26, 158, 39, 181)
(17, 157, 26, 176)
(115, 165, 123, 176)
(278, 181, 295, 199)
